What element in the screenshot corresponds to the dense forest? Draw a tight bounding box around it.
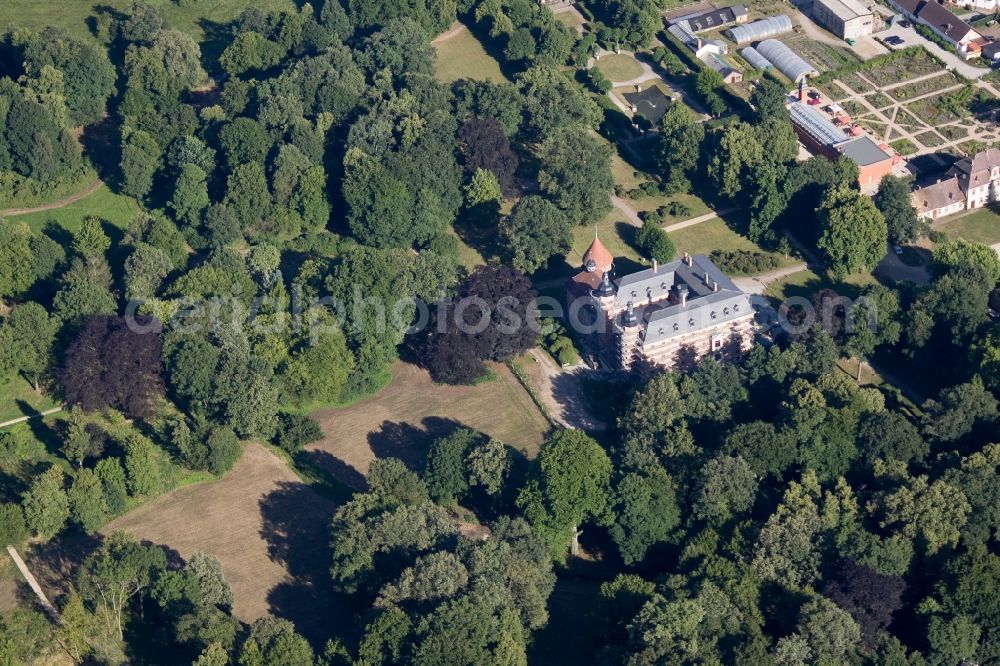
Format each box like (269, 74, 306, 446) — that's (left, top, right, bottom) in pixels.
(0, 0, 998, 665)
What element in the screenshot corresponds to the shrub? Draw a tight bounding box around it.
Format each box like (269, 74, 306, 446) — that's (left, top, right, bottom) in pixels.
(274, 414, 324, 454)
(0, 503, 28, 545)
(539, 318, 580, 366)
(206, 427, 241, 476)
(637, 220, 676, 263)
(709, 249, 780, 275)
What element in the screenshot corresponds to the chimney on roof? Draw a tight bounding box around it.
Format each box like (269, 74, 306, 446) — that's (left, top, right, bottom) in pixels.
(652, 258, 658, 273)
(684, 252, 692, 266)
(696, 37, 703, 50)
(678, 284, 689, 307)
(713, 280, 719, 292)
(798, 79, 806, 103)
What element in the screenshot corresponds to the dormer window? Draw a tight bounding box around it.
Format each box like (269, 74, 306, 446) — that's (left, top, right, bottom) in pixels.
(723, 307, 730, 315)
(688, 318, 695, 326)
(673, 323, 679, 331)
(711, 311, 717, 319)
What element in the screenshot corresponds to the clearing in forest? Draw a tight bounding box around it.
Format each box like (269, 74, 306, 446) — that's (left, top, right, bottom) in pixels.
(309, 361, 549, 487)
(101, 443, 345, 643)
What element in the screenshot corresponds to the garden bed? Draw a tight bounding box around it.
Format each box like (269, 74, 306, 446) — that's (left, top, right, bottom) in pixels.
(887, 72, 960, 102)
(913, 130, 945, 148)
(890, 138, 918, 155)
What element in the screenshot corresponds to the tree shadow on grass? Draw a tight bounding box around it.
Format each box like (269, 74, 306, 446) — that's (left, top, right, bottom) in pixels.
(18, 405, 64, 460)
(367, 416, 465, 474)
(299, 449, 368, 492)
(79, 115, 121, 186)
(259, 480, 355, 648)
(196, 19, 234, 79)
(23, 532, 103, 599)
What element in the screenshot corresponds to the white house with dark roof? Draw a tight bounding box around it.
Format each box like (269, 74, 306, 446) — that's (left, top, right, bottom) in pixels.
(569, 241, 756, 370)
(889, 0, 984, 57)
(912, 147, 1000, 218)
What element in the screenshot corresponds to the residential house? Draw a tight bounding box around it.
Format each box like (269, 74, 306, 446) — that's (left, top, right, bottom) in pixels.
(912, 148, 1000, 218)
(913, 176, 966, 218)
(954, 147, 1000, 208)
(889, 0, 984, 57)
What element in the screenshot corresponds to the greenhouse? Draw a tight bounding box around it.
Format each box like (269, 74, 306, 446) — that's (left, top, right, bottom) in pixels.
(726, 14, 794, 45)
(740, 46, 772, 71)
(755, 39, 818, 83)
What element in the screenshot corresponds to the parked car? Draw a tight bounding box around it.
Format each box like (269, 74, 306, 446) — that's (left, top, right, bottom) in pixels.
(898, 19, 911, 27)
(885, 36, 904, 45)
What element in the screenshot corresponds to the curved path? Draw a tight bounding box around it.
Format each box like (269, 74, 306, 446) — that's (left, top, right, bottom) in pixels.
(431, 21, 468, 45)
(588, 48, 658, 87)
(0, 179, 102, 217)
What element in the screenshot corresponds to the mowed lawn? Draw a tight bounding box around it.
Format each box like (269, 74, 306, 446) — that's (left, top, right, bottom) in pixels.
(0, 0, 296, 43)
(308, 361, 549, 486)
(0, 375, 59, 424)
(433, 23, 507, 84)
(936, 207, 1000, 245)
(103, 443, 345, 642)
(596, 53, 644, 82)
(6, 183, 139, 235)
(668, 217, 799, 270)
(764, 266, 877, 301)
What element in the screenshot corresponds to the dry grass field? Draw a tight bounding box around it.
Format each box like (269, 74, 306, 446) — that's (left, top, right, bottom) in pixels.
(101, 443, 345, 642)
(309, 362, 549, 487)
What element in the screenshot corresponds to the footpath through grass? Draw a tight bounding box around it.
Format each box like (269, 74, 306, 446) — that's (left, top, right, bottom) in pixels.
(6, 183, 139, 235)
(433, 24, 507, 84)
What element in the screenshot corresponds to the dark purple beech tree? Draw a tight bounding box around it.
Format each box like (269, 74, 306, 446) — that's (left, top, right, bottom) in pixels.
(60, 315, 165, 419)
(458, 117, 520, 196)
(418, 265, 537, 384)
(822, 559, 906, 647)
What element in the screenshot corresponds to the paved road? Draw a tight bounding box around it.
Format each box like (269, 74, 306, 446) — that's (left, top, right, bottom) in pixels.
(612, 194, 643, 227)
(589, 48, 658, 87)
(874, 248, 931, 284)
(527, 349, 607, 431)
(878, 24, 989, 79)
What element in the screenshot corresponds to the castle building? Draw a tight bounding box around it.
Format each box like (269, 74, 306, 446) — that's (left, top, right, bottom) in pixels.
(568, 239, 756, 371)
